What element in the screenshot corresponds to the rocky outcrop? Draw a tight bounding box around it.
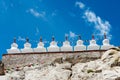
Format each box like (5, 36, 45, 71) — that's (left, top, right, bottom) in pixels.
(1, 48, 120, 80)
(5, 62, 72, 80)
(71, 48, 120, 80)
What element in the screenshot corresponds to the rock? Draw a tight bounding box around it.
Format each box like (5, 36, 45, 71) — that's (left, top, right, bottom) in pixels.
(24, 63, 71, 80)
(3, 48, 120, 80)
(101, 49, 118, 61)
(102, 67, 120, 80)
(70, 48, 120, 80)
(115, 77, 120, 80)
(0, 76, 6, 80)
(0, 60, 5, 75)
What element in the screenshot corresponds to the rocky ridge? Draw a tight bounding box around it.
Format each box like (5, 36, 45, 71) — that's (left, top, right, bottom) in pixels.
(2, 48, 120, 80)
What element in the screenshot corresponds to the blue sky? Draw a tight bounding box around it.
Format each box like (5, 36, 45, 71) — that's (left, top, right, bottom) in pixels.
(0, 0, 120, 59)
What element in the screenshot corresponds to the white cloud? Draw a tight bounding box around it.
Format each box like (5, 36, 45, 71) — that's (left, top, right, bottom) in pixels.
(69, 31, 77, 38)
(84, 10, 111, 39)
(2, 1, 8, 11)
(84, 10, 97, 22)
(35, 27, 40, 36)
(65, 33, 69, 37)
(28, 8, 46, 18)
(65, 31, 78, 45)
(51, 10, 58, 17)
(76, 2, 112, 39)
(52, 12, 56, 16)
(65, 31, 78, 38)
(18, 36, 26, 42)
(75, 2, 85, 9)
(18, 36, 39, 43)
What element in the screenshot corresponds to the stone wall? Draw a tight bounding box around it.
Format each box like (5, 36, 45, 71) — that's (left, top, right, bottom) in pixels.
(2, 50, 106, 69)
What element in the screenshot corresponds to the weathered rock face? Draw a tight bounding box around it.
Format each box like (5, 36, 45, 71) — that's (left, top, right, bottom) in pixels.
(5, 62, 72, 80)
(0, 60, 5, 75)
(71, 48, 120, 80)
(1, 48, 120, 80)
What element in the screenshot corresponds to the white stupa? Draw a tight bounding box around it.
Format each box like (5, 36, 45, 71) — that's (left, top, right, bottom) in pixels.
(21, 38, 33, 53)
(61, 36, 73, 51)
(74, 35, 86, 51)
(87, 35, 100, 50)
(34, 37, 46, 52)
(101, 33, 114, 50)
(7, 38, 21, 53)
(47, 36, 60, 52)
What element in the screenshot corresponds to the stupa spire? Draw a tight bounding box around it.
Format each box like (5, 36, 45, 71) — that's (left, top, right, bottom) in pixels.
(101, 33, 114, 50)
(92, 34, 95, 40)
(87, 34, 100, 50)
(47, 36, 59, 52)
(65, 35, 68, 41)
(7, 37, 20, 53)
(78, 35, 81, 40)
(21, 37, 33, 53)
(26, 37, 29, 42)
(61, 35, 72, 51)
(104, 33, 107, 39)
(74, 35, 86, 51)
(52, 36, 55, 41)
(13, 37, 16, 43)
(34, 36, 46, 52)
(40, 36, 42, 42)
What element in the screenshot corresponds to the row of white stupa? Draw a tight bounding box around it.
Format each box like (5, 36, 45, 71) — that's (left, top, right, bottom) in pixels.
(7, 35, 114, 53)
